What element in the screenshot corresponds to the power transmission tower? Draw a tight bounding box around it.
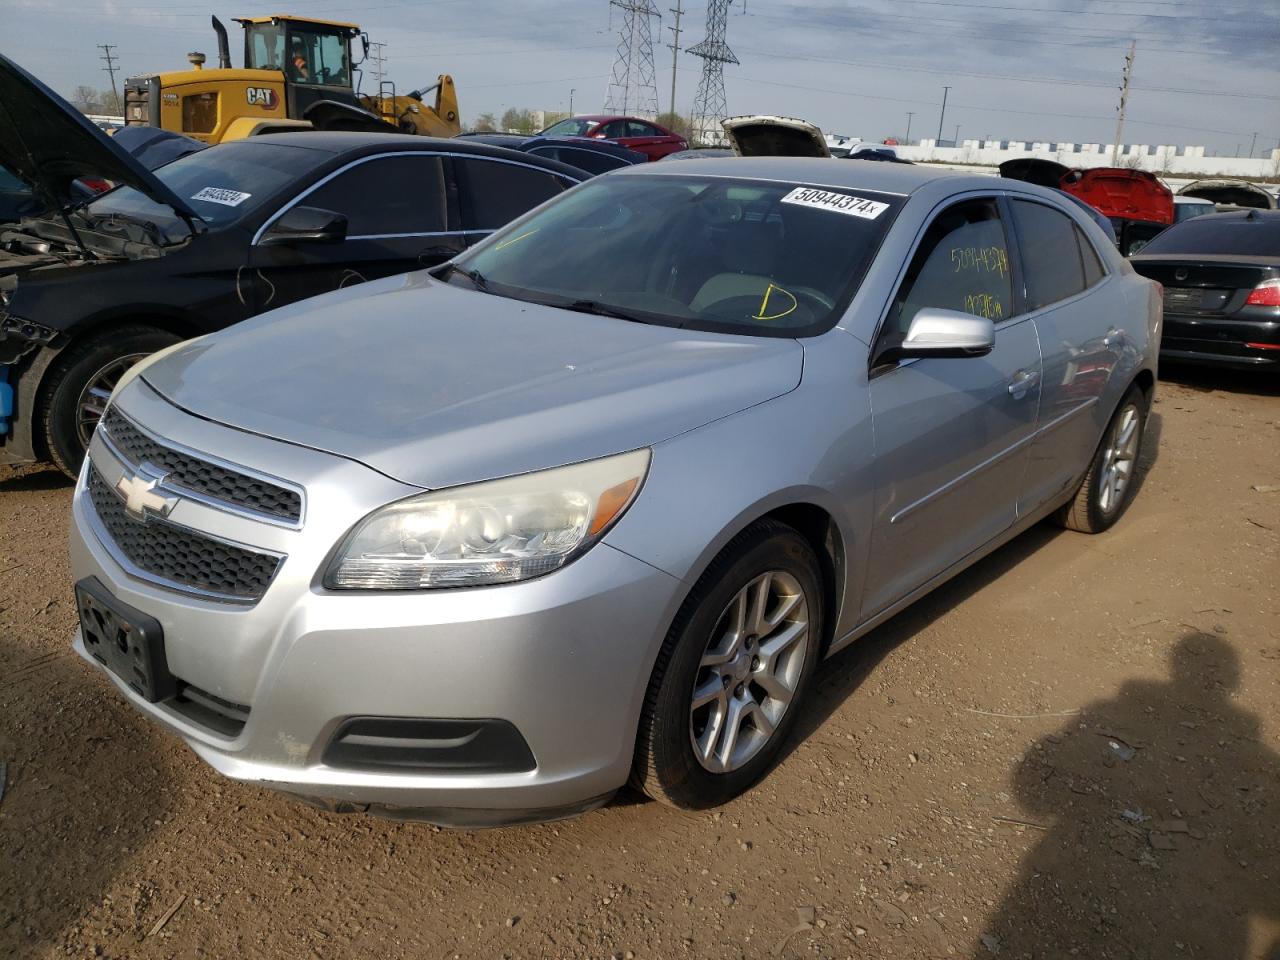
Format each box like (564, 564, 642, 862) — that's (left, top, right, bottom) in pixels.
(605, 0, 661, 118)
(1110, 41, 1136, 165)
(687, 0, 738, 146)
(98, 44, 121, 115)
(666, 0, 684, 118)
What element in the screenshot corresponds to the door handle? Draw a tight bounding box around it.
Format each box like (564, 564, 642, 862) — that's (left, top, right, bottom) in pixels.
(1008, 369, 1040, 398)
(1103, 328, 1126, 348)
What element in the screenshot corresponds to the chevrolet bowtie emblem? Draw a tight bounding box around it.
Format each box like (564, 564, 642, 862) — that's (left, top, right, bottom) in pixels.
(115, 469, 178, 522)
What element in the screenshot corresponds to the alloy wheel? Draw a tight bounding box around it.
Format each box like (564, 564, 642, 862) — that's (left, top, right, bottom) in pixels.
(75, 353, 149, 449)
(689, 570, 810, 774)
(1098, 403, 1140, 514)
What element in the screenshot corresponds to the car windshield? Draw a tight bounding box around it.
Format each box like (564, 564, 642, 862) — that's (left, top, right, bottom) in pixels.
(542, 118, 597, 137)
(84, 140, 325, 238)
(450, 173, 903, 337)
(1139, 216, 1280, 257)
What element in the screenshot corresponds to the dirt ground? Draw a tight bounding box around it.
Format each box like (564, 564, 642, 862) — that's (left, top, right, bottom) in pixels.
(1, 365, 1277, 960)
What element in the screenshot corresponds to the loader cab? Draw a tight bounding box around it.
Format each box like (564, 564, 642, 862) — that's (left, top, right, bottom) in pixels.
(236, 16, 364, 117)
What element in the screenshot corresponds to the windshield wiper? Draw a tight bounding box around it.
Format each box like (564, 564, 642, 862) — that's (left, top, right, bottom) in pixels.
(446, 264, 490, 292)
(560, 299, 652, 325)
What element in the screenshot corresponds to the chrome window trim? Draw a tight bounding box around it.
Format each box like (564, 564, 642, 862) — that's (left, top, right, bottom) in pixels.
(252, 151, 584, 246)
(103, 406, 307, 530)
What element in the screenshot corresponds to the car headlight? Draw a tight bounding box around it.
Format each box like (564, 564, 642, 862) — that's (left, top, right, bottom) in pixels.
(325, 449, 651, 590)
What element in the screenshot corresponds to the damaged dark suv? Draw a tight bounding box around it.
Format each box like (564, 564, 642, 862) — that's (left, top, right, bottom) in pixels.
(0, 54, 582, 476)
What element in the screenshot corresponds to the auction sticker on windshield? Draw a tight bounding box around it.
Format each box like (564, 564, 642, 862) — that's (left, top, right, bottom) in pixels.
(191, 187, 252, 207)
(781, 187, 888, 220)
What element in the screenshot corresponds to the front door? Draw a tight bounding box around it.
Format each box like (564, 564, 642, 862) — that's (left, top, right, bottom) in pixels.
(248, 153, 464, 310)
(862, 197, 1043, 618)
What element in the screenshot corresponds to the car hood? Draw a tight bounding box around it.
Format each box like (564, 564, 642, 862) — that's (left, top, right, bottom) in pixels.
(999, 158, 1071, 188)
(723, 116, 831, 158)
(1059, 167, 1173, 224)
(140, 272, 804, 490)
(0, 53, 198, 221)
(1177, 179, 1276, 210)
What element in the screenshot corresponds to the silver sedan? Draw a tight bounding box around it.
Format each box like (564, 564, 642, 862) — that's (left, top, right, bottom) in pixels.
(69, 158, 1161, 825)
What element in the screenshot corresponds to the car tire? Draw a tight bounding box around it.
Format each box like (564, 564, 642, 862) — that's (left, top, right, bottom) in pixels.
(40, 326, 181, 479)
(1055, 385, 1147, 534)
(632, 519, 824, 809)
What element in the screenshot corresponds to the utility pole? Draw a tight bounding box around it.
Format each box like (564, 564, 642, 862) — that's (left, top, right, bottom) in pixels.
(666, 0, 684, 118)
(1110, 40, 1136, 165)
(905, 111, 914, 144)
(1248, 131, 1258, 158)
(936, 85, 950, 144)
(569, 88, 575, 115)
(954, 123, 960, 145)
(98, 43, 120, 115)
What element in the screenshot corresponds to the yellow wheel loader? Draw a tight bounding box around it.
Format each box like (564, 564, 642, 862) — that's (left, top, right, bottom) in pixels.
(122, 15, 459, 144)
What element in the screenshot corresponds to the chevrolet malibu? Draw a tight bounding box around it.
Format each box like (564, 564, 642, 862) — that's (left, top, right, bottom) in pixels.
(70, 159, 1161, 825)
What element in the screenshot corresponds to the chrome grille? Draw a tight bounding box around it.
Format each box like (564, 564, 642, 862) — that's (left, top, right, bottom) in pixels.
(101, 408, 302, 523)
(87, 466, 282, 602)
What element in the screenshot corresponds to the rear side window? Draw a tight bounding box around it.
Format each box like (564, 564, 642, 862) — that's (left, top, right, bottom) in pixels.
(883, 198, 1013, 339)
(1011, 199, 1090, 310)
(454, 158, 573, 232)
(1080, 230, 1105, 286)
(302, 155, 447, 236)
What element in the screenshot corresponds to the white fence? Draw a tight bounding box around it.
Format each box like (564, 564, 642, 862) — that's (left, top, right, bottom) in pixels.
(900, 140, 1280, 179)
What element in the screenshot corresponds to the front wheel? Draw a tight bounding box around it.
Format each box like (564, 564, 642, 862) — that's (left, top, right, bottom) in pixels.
(1055, 385, 1147, 534)
(40, 326, 181, 479)
(632, 520, 824, 809)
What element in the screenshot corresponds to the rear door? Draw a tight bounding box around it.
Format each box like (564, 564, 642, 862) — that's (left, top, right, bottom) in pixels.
(1008, 197, 1124, 514)
(248, 152, 462, 308)
(452, 155, 578, 245)
(863, 196, 1042, 617)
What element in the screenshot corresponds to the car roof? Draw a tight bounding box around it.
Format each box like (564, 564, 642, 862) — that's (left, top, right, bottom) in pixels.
(610, 155, 967, 195)
(231, 131, 589, 178)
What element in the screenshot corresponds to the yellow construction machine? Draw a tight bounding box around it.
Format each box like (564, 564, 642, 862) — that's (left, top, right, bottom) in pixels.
(122, 15, 459, 144)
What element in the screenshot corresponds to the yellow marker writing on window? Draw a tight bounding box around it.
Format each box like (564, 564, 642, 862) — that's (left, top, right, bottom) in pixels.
(494, 228, 539, 251)
(753, 283, 798, 321)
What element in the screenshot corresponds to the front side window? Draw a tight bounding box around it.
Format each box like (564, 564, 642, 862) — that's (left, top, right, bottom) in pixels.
(450, 174, 903, 337)
(528, 146, 627, 176)
(299, 156, 447, 235)
(286, 27, 350, 86)
(454, 158, 573, 232)
(627, 120, 657, 137)
(882, 198, 1012, 343)
(598, 120, 628, 139)
(245, 23, 286, 70)
(1011, 199, 1089, 310)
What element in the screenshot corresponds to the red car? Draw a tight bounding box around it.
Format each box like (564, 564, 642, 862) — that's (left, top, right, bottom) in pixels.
(539, 115, 687, 161)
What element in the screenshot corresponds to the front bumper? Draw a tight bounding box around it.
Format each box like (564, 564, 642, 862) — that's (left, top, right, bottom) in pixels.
(69, 382, 681, 825)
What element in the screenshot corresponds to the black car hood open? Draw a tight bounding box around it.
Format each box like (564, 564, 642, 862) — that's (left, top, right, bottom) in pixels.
(999, 158, 1071, 188)
(0, 53, 198, 221)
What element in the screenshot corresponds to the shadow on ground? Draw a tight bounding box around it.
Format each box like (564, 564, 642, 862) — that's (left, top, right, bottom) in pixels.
(975, 631, 1280, 958)
(0, 635, 177, 955)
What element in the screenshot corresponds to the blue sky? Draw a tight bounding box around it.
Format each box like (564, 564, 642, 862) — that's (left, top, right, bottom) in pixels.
(3, 0, 1278, 156)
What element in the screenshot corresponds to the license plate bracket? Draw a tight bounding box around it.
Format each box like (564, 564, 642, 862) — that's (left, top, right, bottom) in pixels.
(75, 577, 175, 703)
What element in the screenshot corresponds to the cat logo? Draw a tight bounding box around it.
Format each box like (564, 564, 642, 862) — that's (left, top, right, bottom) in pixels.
(246, 87, 279, 109)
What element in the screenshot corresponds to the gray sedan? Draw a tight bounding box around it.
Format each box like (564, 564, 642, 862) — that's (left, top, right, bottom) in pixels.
(69, 159, 1161, 825)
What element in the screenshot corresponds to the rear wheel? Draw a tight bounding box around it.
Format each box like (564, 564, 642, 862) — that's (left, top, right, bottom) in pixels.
(1055, 385, 1147, 533)
(40, 326, 181, 479)
(632, 520, 824, 809)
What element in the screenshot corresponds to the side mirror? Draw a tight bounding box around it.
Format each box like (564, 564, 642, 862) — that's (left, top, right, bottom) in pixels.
(259, 206, 348, 246)
(882, 308, 995, 363)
